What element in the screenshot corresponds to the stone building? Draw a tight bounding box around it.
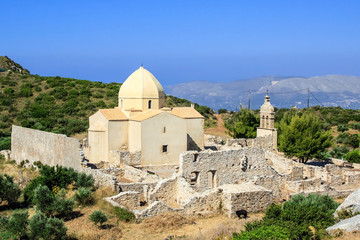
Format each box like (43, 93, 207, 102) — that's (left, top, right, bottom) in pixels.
(86, 66, 204, 166)
(256, 92, 277, 151)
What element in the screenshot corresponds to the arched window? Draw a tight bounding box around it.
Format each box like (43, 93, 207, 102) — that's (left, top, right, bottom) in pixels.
(266, 116, 269, 128)
(148, 100, 152, 109)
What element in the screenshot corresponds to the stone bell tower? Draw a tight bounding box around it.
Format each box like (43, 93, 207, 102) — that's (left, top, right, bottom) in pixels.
(257, 91, 277, 151)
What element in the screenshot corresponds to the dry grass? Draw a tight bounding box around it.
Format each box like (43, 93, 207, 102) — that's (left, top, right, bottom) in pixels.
(141, 212, 196, 233)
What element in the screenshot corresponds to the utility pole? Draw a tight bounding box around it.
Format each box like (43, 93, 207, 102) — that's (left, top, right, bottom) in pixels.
(248, 90, 251, 110)
(307, 88, 309, 109)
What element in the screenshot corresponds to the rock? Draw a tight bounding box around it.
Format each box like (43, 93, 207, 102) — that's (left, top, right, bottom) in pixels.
(326, 215, 360, 233)
(335, 188, 360, 217)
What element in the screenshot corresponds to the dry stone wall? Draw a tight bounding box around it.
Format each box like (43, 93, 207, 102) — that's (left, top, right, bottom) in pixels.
(179, 148, 277, 192)
(11, 125, 82, 170)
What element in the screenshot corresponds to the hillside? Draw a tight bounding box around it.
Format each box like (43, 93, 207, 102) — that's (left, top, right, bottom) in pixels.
(0, 56, 214, 150)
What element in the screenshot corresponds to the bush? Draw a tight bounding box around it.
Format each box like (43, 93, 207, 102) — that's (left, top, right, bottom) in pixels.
(74, 187, 93, 206)
(233, 224, 290, 240)
(345, 150, 360, 163)
(33, 185, 74, 218)
(23, 165, 93, 204)
(330, 146, 350, 159)
(337, 125, 349, 132)
(233, 194, 338, 240)
(76, 172, 95, 189)
(0, 174, 21, 205)
(28, 212, 67, 240)
(114, 207, 136, 222)
(0, 210, 28, 239)
(89, 210, 107, 227)
(0, 137, 11, 151)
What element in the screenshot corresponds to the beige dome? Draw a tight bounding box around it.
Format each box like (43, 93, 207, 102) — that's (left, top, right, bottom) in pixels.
(119, 66, 165, 99)
(260, 94, 274, 112)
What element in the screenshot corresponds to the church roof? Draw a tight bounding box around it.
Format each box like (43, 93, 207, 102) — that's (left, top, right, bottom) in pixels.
(170, 107, 204, 119)
(130, 109, 163, 122)
(99, 108, 128, 120)
(119, 66, 165, 99)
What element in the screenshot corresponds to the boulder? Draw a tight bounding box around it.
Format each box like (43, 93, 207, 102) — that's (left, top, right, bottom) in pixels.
(334, 188, 360, 217)
(326, 215, 360, 233)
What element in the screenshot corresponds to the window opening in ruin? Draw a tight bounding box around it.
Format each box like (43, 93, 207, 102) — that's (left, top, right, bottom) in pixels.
(207, 170, 217, 188)
(162, 145, 168, 153)
(148, 100, 152, 109)
(163, 126, 166, 133)
(190, 171, 200, 186)
(193, 153, 199, 162)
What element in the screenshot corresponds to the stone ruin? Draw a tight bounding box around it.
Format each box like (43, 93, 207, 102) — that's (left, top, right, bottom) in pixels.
(6, 124, 360, 220)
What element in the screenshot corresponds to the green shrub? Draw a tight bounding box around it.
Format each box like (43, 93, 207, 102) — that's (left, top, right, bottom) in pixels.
(76, 172, 95, 189)
(345, 150, 360, 163)
(28, 212, 67, 240)
(74, 187, 93, 206)
(0, 210, 28, 239)
(33, 185, 55, 214)
(89, 210, 107, 227)
(0, 137, 11, 150)
(233, 224, 291, 240)
(33, 185, 74, 218)
(337, 125, 349, 132)
(114, 207, 136, 222)
(0, 174, 21, 205)
(233, 194, 338, 240)
(330, 146, 350, 159)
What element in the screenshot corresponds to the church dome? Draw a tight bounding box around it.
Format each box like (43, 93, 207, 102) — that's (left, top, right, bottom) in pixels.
(119, 66, 165, 99)
(260, 94, 274, 113)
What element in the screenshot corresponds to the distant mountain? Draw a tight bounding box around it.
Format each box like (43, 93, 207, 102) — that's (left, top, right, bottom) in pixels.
(165, 75, 360, 110)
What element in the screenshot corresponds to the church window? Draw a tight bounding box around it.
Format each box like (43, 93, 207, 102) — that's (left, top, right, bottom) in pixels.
(163, 126, 166, 133)
(162, 145, 168, 153)
(148, 100, 152, 109)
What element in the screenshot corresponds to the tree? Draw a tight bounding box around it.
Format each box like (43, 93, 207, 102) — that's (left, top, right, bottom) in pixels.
(89, 210, 108, 228)
(278, 112, 332, 163)
(224, 109, 259, 138)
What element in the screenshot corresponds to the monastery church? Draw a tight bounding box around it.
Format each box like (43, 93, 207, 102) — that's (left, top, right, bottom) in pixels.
(86, 66, 204, 166)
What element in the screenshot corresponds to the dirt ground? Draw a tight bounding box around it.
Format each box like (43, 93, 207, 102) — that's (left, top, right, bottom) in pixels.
(204, 114, 231, 140)
(65, 208, 263, 240)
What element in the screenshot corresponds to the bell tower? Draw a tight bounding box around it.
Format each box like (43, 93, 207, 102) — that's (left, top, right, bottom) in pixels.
(257, 92, 277, 151)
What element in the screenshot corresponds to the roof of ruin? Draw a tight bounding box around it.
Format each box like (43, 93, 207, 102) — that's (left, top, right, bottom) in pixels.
(99, 107, 128, 120)
(170, 107, 204, 119)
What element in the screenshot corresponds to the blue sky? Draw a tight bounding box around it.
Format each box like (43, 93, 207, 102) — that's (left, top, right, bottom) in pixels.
(1, 0, 359, 85)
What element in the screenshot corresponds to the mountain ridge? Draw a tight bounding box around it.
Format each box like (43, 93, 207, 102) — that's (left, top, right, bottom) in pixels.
(166, 74, 360, 110)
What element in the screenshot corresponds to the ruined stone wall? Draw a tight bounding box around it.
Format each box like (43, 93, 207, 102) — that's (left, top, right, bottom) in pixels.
(148, 176, 178, 206)
(221, 183, 273, 217)
(179, 148, 278, 192)
(109, 150, 141, 166)
(225, 135, 274, 151)
(11, 125, 82, 170)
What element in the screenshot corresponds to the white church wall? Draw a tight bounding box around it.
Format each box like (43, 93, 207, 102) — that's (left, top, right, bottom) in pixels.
(186, 118, 204, 151)
(88, 112, 109, 163)
(108, 120, 128, 151)
(141, 113, 187, 166)
(128, 121, 142, 152)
